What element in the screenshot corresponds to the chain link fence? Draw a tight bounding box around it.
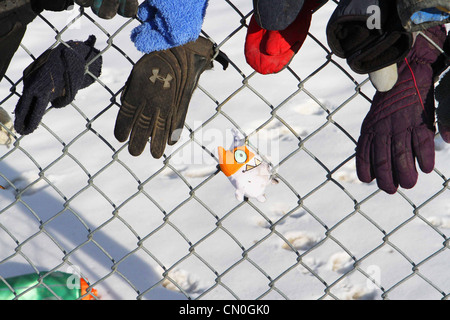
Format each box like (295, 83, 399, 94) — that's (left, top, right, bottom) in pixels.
(0, 0, 449, 300)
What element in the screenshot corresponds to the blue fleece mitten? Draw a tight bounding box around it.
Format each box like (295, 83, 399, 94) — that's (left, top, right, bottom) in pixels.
(131, 0, 209, 53)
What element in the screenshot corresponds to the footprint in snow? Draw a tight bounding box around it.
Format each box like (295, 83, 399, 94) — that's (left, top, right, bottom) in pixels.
(427, 216, 450, 229)
(336, 283, 377, 300)
(160, 268, 203, 294)
(298, 256, 324, 276)
(293, 102, 325, 116)
(256, 204, 305, 229)
(334, 160, 361, 184)
(281, 231, 321, 251)
(328, 252, 354, 274)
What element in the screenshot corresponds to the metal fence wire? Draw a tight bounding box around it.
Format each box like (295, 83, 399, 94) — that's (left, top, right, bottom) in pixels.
(0, 0, 449, 300)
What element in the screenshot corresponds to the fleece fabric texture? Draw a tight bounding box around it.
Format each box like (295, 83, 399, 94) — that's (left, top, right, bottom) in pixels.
(14, 35, 102, 135)
(245, 0, 323, 75)
(131, 0, 208, 54)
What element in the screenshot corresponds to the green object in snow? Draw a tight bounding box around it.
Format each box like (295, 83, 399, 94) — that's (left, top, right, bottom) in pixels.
(0, 271, 97, 300)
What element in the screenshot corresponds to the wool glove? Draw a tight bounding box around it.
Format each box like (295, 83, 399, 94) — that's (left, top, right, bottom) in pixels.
(14, 35, 102, 135)
(327, 0, 413, 75)
(114, 36, 228, 159)
(356, 26, 446, 194)
(131, 0, 208, 54)
(75, 0, 138, 19)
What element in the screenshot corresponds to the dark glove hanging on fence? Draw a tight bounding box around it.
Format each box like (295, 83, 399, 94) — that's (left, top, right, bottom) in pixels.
(14, 35, 102, 135)
(327, 0, 413, 75)
(435, 69, 450, 143)
(0, 0, 73, 83)
(355, 26, 447, 194)
(114, 36, 228, 159)
(75, 0, 138, 19)
(252, 0, 328, 31)
(31, 0, 74, 12)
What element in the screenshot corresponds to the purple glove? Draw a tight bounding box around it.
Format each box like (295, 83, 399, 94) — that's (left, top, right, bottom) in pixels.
(356, 26, 446, 194)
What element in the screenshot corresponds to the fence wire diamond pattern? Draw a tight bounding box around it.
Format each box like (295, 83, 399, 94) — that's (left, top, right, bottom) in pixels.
(0, 0, 449, 300)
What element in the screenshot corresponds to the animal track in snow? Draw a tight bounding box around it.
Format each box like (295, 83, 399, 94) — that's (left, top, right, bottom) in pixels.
(255, 205, 305, 229)
(328, 252, 354, 273)
(298, 256, 324, 275)
(260, 121, 308, 141)
(427, 216, 450, 229)
(293, 102, 325, 116)
(160, 268, 202, 294)
(335, 283, 376, 300)
(334, 160, 361, 184)
(281, 231, 321, 251)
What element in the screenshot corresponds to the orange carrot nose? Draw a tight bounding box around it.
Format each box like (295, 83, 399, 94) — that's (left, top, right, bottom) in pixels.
(218, 146, 254, 177)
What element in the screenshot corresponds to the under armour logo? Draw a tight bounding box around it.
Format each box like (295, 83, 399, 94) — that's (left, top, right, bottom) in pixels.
(149, 68, 173, 89)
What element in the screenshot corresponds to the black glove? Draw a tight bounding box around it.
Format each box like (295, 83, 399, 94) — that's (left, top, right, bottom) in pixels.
(326, 0, 413, 74)
(114, 36, 228, 159)
(1, 0, 38, 82)
(14, 35, 102, 135)
(31, 0, 74, 12)
(75, 0, 138, 19)
(0, 0, 74, 82)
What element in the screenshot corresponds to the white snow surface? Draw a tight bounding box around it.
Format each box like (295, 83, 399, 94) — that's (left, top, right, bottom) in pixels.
(0, 1, 449, 300)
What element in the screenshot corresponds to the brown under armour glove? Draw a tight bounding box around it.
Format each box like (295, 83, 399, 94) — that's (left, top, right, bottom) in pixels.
(114, 36, 228, 159)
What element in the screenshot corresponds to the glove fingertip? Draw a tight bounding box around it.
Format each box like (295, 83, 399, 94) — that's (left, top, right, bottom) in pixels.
(438, 123, 450, 143)
(378, 183, 398, 195)
(128, 143, 146, 157)
(114, 125, 131, 143)
(355, 134, 374, 183)
(412, 128, 435, 174)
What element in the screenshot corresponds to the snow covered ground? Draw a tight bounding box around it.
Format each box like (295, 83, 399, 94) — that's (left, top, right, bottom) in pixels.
(0, 1, 449, 300)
